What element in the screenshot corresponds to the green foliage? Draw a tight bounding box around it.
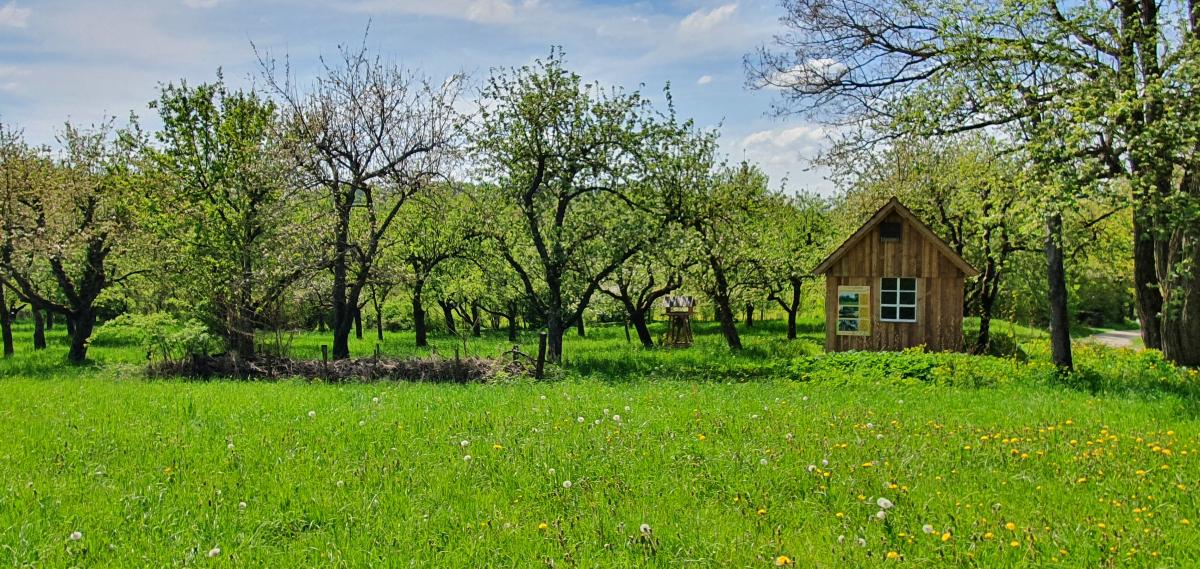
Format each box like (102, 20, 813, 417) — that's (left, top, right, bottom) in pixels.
(95, 313, 218, 362)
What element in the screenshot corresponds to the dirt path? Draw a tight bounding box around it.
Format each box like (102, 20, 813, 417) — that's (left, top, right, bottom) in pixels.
(1083, 329, 1141, 349)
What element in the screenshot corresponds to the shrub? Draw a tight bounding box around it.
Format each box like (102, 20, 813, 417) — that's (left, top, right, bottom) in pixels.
(95, 314, 219, 362)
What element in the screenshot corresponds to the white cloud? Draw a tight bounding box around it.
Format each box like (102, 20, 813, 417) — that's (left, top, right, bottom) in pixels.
(696, 74, 713, 86)
(678, 3, 738, 36)
(0, 1, 30, 28)
(466, 0, 515, 23)
(742, 125, 829, 149)
(183, 0, 220, 8)
(763, 58, 849, 92)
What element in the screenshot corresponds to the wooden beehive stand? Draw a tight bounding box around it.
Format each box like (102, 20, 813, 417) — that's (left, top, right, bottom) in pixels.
(662, 296, 695, 347)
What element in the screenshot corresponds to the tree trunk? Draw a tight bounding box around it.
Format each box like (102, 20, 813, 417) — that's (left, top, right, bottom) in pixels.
(228, 304, 256, 359)
(66, 310, 96, 364)
(1133, 212, 1164, 350)
(471, 303, 482, 337)
(507, 301, 518, 343)
(32, 306, 46, 350)
(354, 305, 363, 340)
(709, 260, 742, 350)
(575, 315, 585, 337)
(413, 290, 428, 347)
(375, 301, 385, 342)
(1045, 212, 1073, 372)
(330, 202, 354, 360)
(0, 285, 12, 357)
(440, 300, 456, 335)
(971, 258, 1000, 354)
(1158, 231, 1200, 366)
(745, 302, 754, 328)
(44, 311, 53, 330)
(630, 310, 654, 348)
(786, 280, 801, 340)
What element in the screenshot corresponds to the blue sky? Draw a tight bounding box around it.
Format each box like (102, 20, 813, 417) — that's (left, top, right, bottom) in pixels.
(0, 0, 834, 193)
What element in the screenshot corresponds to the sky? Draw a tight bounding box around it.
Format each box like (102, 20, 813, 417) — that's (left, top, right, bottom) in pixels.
(0, 0, 835, 194)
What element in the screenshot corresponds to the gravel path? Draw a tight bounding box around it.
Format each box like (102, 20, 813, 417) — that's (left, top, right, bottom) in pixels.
(1084, 329, 1141, 349)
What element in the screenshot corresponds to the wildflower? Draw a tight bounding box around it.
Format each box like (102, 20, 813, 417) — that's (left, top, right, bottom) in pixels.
(208, 547, 221, 558)
(227, 443, 235, 451)
(760, 458, 769, 465)
(757, 508, 767, 516)
(563, 480, 572, 489)
(1181, 519, 1191, 525)
(983, 532, 993, 540)
(775, 555, 793, 566)
(238, 501, 247, 510)
(856, 537, 866, 547)
(1005, 522, 1017, 531)
(548, 468, 556, 476)
(463, 455, 471, 462)
(460, 440, 470, 447)
(698, 434, 706, 441)
(807, 464, 817, 473)
(837, 535, 845, 544)
(612, 415, 621, 422)
(941, 532, 951, 542)
(886, 551, 900, 560)
(877, 497, 894, 509)
(876, 511, 887, 520)
(493, 444, 503, 450)
(372, 397, 380, 403)
(577, 416, 585, 423)
(640, 523, 652, 535)
(69, 531, 82, 541)
(922, 524, 935, 534)
(307, 411, 316, 418)
(538, 522, 548, 530)
(821, 459, 829, 467)
(786, 433, 794, 442)
(336, 480, 344, 488)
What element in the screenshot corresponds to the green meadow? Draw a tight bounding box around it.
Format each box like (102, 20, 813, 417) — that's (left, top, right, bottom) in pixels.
(1, 320, 1198, 567)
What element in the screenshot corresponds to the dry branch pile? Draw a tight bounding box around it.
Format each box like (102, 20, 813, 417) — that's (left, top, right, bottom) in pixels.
(149, 354, 529, 383)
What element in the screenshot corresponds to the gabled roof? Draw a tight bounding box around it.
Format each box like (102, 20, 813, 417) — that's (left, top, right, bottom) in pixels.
(811, 197, 979, 277)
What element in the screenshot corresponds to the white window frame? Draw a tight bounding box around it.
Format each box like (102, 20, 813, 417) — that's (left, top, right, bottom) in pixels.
(879, 277, 918, 323)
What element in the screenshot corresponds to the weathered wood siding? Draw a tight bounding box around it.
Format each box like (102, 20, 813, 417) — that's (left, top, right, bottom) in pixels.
(823, 213, 966, 352)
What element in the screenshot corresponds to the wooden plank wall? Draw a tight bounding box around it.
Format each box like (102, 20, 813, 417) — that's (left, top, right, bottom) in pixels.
(824, 214, 966, 352)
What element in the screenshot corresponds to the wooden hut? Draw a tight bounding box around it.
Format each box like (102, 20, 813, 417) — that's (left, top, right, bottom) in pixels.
(812, 197, 979, 352)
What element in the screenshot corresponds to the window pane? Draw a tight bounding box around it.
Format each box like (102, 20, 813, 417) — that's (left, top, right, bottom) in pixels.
(881, 278, 896, 292)
(900, 278, 917, 291)
(899, 291, 916, 305)
(881, 306, 897, 320)
(838, 319, 859, 332)
(899, 307, 916, 321)
(838, 292, 859, 306)
(838, 306, 860, 319)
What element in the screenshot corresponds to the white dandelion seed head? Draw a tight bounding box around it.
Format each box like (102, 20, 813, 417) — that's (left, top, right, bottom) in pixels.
(336, 480, 344, 488)
(922, 524, 935, 534)
(547, 468, 556, 475)
(866, 422, 874, 429)
(463, 455, 472, 462)
(562, 480, 572, 489)
(806, 464, 817, 472)
(577, 416, 585, 423)
(786, 432, 794, 441)
(760, 458, 769, 465)
(307, 411, 316, 418)
(897, 399, 904, 404)
(612, 415, 621, 422)
(877, 497, 894, 509)
(856, 537, 867, 547)
(460, 440, 470, 447)
(69, 531, 82, 541)
(238, 501, 247, 510)
(837, 534, 846, 544)
(875, 510, 888, 520)
(624, 406, 631, 412)
(802, 396, 809, 401)
(227, 443, 235, 451)
(594, 419, 601, 425)
(540, 395, 547, 400)
(603, 408, 610, 415)
(876, 434, 884, 439)
(751, 414, 760, 419)
(821, 459, 829, 467)
(640, 523, 652, 534)
(358, 420, 366, 427)
(207, 547, 221, 558)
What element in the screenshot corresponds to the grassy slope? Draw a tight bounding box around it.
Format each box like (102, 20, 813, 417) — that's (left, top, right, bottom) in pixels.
(1, 319, 1197, 567)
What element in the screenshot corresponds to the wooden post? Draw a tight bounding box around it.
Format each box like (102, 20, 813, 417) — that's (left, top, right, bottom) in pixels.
(535, 331, 547, 380)
(320, 344, 329, 378)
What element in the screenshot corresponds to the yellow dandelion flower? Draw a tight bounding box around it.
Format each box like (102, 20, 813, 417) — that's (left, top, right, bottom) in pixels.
(1181, 519, 1191, 525)
(1010, 540, 1020, 548)
(1005, 522, 1016, 531)
(941, 532, 951, 542)
(983, 532, 994, 540)
(774, 555, 793, 566)
(757, 508, 767, 516)
(493, 444, 503, 450)
(886, 551, 900, 560)
(537, 522, 548, 530)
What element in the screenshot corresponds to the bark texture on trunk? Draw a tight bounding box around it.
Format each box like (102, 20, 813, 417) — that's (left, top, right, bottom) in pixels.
(32, 306, 45, 350)
(0, 285, 13, 357)
(1045, 213, 1073, 372)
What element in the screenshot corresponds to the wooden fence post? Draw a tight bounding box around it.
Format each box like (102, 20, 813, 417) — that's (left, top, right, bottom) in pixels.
(535, 331, 547, 380)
